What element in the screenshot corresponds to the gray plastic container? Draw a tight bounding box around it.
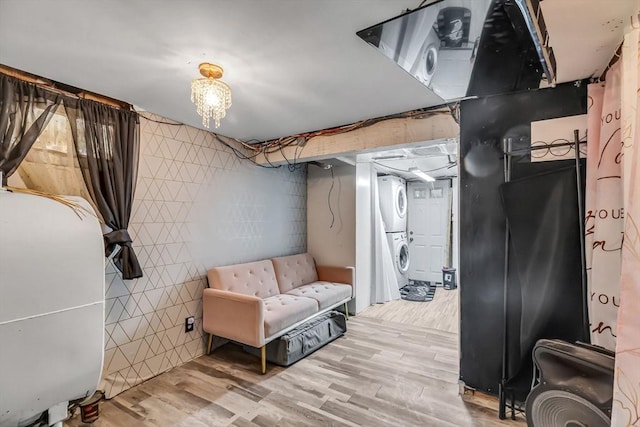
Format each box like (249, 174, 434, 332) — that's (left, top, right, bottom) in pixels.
(443, 267, 457, 290)
(243, 310, 347, 366)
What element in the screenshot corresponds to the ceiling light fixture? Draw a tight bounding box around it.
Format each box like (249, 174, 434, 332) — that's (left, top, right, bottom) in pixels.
(191, 63, 232, 128)
(409, 167, 435, 182)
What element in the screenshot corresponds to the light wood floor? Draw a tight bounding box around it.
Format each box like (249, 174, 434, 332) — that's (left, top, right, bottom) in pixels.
(360, 287, 459, 333)
(67, 316, 523, 427)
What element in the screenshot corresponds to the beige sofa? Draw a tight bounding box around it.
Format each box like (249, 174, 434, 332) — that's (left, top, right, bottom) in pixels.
(203, 253, 354, 373)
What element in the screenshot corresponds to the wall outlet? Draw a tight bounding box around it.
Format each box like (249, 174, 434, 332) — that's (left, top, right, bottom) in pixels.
(185, 316, 195, 333)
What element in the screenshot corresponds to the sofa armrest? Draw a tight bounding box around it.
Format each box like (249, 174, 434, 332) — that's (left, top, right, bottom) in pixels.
(316, 265, 354, 286)
(202, 288, 265, 348)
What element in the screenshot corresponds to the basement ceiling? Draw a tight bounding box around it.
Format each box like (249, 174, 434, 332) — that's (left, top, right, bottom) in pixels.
(360, 140, 458, 180)
(541, 0, 639, 82)
(0, 0, 440, 142)
(0, 1, 638, 142)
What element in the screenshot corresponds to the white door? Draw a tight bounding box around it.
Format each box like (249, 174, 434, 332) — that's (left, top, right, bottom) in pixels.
(408, 180, 451, 283)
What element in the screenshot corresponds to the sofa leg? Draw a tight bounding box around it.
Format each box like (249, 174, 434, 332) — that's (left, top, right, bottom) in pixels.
(261, 346, 267, 374)
(207, 333, 213, 355)
(344, 302, 349, 320)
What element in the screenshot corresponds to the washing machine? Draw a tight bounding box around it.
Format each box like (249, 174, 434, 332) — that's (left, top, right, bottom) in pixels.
(378, 175, 407, 232)
(387, 231, 410, 289)
(408, 27, 441, 88)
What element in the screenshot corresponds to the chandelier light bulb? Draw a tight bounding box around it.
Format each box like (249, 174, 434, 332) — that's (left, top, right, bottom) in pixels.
(190, 63, 232, 128)
(204, 90, 221, 108)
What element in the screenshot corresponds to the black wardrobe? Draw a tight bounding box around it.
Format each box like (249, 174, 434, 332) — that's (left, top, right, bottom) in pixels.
(458, 82, 589, 404)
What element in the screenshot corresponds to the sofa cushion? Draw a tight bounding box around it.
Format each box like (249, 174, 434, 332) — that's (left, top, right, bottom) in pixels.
(207, 260, 280, 299)
(263, 294, 318, 338)
(271, 253, 318, 293)
(285, 282, 352, 310)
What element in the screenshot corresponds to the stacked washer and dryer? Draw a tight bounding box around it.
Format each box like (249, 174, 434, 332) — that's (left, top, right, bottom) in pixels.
(378, 175, 410, 289)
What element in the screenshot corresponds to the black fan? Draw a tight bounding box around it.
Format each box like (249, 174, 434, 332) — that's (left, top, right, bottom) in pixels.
(526, 339, 615, 427)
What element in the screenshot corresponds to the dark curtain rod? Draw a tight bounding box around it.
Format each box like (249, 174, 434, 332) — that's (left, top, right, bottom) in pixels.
(503, 140, 586, 156)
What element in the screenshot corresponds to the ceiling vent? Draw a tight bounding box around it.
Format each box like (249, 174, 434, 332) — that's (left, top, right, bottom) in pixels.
(411, 142, 456, 157)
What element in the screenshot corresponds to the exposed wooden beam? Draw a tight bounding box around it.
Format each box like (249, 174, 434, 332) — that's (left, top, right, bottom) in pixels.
(254, 108, 459, 166)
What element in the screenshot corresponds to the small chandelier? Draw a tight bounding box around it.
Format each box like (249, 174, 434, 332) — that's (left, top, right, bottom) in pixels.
(190, 62, 232, 128)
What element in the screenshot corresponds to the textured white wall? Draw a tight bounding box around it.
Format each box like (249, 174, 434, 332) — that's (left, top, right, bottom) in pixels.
(101, 114, 306, 397)
(192, 154, 307, 267)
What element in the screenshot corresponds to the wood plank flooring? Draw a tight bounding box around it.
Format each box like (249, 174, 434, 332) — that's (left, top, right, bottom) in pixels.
(358, 289, 518, 421)
(359, 287, 459, 333)
(67, 315, 524, 427)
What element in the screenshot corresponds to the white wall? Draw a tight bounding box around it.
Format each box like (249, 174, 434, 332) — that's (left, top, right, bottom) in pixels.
(355, 162, 375, 313)
(307, 163, 356, 267)
(452, 177, 460, 279)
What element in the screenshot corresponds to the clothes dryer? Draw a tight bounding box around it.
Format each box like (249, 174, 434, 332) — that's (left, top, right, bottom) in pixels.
(378, 175, 407, 232)
(387, 231, 410, 289)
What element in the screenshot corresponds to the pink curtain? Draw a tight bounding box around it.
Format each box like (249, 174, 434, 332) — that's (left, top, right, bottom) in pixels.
(585, 65, 623, 351)
(612, 15, 640, 427)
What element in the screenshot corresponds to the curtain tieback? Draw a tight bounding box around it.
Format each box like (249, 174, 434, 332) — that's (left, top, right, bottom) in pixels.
(104, 229, 133, 248)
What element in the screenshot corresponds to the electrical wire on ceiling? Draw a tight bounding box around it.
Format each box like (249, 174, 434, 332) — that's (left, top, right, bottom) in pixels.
(254, 107, 457, 169)
(279, 144, 307, 172)
(447, 102, 461, 124)
(138, 104, 459, 172)
(138, 113, 184, 126)
(137, 111, 283, 169)
(260, 108, 453, 149)
(373, 161, 457, 175)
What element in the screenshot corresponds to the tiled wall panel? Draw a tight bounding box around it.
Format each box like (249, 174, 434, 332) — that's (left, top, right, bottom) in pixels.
(102, 115, 306, 397)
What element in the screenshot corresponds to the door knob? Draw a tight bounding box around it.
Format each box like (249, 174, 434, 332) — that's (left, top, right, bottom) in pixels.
(409, 237, 414, 242)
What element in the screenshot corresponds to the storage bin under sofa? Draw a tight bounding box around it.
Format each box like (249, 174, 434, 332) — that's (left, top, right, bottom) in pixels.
(242, 310, 347, 367)
(203, 253, 353, 373)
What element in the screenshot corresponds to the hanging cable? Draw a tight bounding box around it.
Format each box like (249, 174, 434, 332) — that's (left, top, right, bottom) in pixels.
(214, 136, 281, 168)
(328, 166, 335, 229)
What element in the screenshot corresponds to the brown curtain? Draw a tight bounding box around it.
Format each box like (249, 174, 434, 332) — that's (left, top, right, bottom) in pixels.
(0, 75, 62, 184)
(65, 98, 143, 279)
